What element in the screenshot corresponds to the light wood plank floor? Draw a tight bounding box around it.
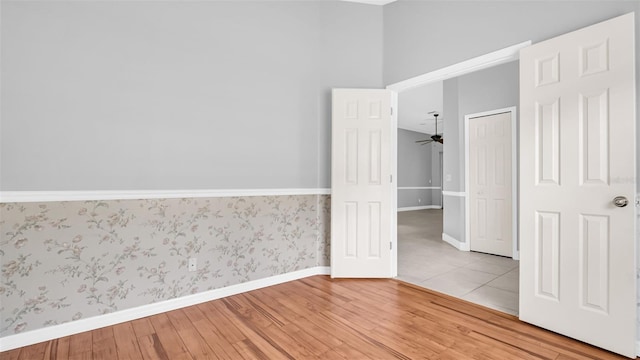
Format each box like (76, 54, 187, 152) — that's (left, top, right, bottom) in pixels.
(2, 276, 633, 359)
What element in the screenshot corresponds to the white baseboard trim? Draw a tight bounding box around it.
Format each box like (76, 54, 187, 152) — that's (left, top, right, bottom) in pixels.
(0, 266, 331, 352)
(442, 233, 470, 251)
(0, 189, 332, 203)
(636, 341, 640, 357)
(397, 205, 442, 212)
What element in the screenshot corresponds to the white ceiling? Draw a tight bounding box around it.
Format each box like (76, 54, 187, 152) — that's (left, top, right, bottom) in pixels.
(397, 81, 444, 135)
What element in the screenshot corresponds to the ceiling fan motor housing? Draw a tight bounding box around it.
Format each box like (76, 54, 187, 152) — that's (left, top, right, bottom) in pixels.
(415, 112, 444, 144)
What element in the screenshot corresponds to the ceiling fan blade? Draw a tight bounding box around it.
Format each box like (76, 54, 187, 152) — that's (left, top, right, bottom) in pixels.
(415, 139, 434, 145)
(437, 138, 444, 144)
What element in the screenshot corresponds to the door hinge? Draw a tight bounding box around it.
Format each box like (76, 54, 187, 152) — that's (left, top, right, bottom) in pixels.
(390, 242, 393, 250)
(390, 175, 393, 183)
(391, 107, 394, 116)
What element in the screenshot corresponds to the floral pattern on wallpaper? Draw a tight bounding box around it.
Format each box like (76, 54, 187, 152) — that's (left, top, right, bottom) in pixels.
(0, 195, 330, 337)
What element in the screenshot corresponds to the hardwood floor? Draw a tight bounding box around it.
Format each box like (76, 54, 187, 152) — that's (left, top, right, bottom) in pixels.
(2, 276, 632, 359)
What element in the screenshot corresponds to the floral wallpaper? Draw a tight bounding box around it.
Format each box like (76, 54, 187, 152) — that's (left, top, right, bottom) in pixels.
(3, 194, 639, 343)
(0, 195, 330, 337)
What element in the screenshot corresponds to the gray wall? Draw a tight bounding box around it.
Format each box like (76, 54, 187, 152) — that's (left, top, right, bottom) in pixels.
(398, 189, 432, 209)
(384, 1, 639, 85)
(387, 1, 639, 243)
(441, 77, 460, 240)
(398, 128, 432, 186)
(431, 142, 443, 207)
(442, 61, 518, 192)
(443, 196, 464, 241)
(442, 78, 460, 193)
(458, 61, 519, 120)
(397, 128, 442, 208)
(384, 0, 640, 191)
(0, 1, 383, 191)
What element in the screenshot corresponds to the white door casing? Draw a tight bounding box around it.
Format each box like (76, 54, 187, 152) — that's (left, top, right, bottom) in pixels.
(331, 89, 396, 278)
(519, 13, 636, 358)
(467, 110, 515, 258)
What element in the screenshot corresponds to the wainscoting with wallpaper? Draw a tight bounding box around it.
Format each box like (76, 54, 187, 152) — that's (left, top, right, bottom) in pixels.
(0, 193, 330, 349)
(2, 192, 640, 354)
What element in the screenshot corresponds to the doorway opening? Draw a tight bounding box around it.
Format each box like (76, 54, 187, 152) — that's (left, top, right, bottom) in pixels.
(390, 42, 528, 314)
(396, 209, 519, 314)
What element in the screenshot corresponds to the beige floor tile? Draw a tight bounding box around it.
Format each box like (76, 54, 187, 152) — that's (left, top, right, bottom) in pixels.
(464, 260, 518, 275)
(433, 254, 481, 267)
(398, 209, 520, 314)
(485, 273, 519, 292)
(462, 285, 519, 313)
(398, 261, 459, 281)
(396, 274, 431, 286)
(473, 254, 519, 266)
(420, 275, 485, 297)
(444, 267, 500, 284)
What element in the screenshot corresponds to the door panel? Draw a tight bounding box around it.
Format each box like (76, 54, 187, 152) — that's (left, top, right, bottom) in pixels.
(331, 89, 394, 278)
(536, 100, 561, 185)
(579, 214, 609, 313)
(519, 13, 636, 357)
(469, 111, 513, 257)
(536, 210, 560, 300)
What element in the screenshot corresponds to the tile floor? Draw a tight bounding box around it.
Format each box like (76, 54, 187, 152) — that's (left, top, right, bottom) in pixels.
(396, 209, 520, 315)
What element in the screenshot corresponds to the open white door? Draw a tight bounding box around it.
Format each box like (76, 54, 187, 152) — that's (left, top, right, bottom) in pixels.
(519, 13, 636, 357)
(331, 89, 396, 278)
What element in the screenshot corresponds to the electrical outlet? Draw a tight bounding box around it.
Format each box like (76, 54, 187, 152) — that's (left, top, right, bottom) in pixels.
(418, 198, 422, 203)
(188, 258, 197, 272)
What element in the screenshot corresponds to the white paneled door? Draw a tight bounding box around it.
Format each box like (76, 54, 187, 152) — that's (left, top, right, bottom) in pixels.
(519, 13, 636, 357)
(469, 111, 513, 257)
(331, 89, 395, 278)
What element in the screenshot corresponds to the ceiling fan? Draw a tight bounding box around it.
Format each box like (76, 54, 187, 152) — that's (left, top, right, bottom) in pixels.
(416, 112, 444, 145)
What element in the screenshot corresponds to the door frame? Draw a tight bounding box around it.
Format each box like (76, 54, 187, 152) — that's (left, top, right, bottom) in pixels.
(464, 107, 519, 260)
(387, 41, 531, 93)
(385, 41, 530, 265)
